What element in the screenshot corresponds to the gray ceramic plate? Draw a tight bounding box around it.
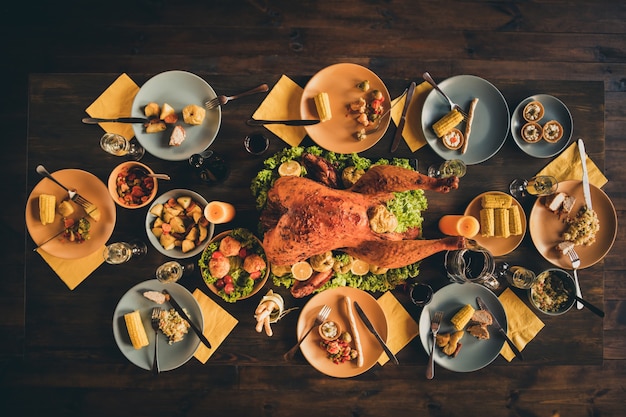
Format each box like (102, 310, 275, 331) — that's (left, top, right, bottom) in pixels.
(112, 279, 203, 372)
(419, 283, 506, 372)
(131, 70, 221, 161)
(511, 94, 573, 158)
(421, 75, 510, 165)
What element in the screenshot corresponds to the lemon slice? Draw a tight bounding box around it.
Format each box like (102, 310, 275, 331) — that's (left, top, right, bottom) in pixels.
(291, 261, 313, 281)
(278, 161, 302, 177)
(350, 259, 370, 276)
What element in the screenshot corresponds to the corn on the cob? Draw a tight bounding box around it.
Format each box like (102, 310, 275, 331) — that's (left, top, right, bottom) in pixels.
(314, 92, 332, 122)
(494, 208, 510, 238)
(38, 194, 56, 225)
(481, 193, 512, 209)
(57, 200, 74, 217)
(451, 304, 475, 331)
(124, 310, 149, 350)
(432, 109, 463, 138)
(480, 208, 494, 237)
(508, 205, 523, 236)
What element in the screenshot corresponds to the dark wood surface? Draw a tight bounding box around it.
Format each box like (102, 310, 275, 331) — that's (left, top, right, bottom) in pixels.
(2, 1, 626, 416)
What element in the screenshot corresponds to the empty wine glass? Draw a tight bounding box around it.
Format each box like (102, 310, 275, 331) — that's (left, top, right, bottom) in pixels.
(155, 260, 195, 283)
(509, 175, 558, 198)
(427, 159, 466, 178)
(103, 239, 147, 264)
(100, 133, 145, 161)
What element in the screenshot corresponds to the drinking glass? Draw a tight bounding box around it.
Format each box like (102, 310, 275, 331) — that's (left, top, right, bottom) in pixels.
(244, 133, 269, 156)
(509, 175, 558, 198)
(156, 260, 195, 283)
(100, 133, 145, 161)
(409, 283, 434, 307)
(427, 159, 467, 178)
(444, 248, 500, 290)
(103, 240, 147, 264)
(497, 263, 538, 289)
(188, 150, 230, 184)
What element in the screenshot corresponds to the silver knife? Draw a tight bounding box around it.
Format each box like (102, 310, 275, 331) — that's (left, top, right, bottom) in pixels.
(353, 301, 399, 365)
(162, 289, 211, 349)
(82, 117, 150, 124)
(577, 138, 593, 210)
(476, 296, 523, 361)
(390, 81, 416, 152)
(246, 119, 320, 126)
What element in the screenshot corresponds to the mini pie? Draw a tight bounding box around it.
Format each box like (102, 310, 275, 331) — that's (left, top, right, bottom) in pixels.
(521, 122, 543, 143)
(441, 128, 464, 150)
(182, 104, 206, 125)
(542, 120, 564, 143)
(523, 101, 544, 122)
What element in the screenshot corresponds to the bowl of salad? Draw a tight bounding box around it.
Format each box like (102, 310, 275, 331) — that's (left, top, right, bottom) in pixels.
(528, 268, 576, 316)
(108, 161, 157, 209)
(199, 228, 269, 302)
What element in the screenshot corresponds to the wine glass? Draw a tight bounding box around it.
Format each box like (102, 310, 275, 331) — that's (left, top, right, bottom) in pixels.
(103, 240, 147, 264)
(100, 133, 145, 161)
(427, 159, 467, 178)
(155, 260, 195, 283)
(509, 175, 558, 198)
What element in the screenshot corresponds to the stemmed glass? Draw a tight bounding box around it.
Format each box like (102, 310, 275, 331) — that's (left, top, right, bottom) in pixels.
(100, 133, 145, 161)
(427, 159, 467, 178)
(155, 260, 195, 284)
(103, 239, 148, 264)
(509, 175, 558, 198)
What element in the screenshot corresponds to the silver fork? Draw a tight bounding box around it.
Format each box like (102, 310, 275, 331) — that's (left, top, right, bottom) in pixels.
(151, 307, 161, 375)
(422, 72, 468, 120)
(283, 304, 331, 360)
(426, 310, 444, 380)
(567, 247, 584, 310)
(36, 165, 98, 216)
(205, 83, 269, 110)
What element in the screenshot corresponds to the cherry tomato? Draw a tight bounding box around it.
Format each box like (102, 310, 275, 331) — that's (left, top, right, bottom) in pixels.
(223, 283, 235, 295)
(211, 251, 225, 259)
(238, 248, 248, 258)
(214, 278, 225, 289)
(223, 275, 233, 285)
(249, 270, 261, 280)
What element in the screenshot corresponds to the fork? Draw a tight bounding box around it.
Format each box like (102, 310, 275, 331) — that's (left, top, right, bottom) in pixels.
(422, 72, 468, 120)
(426, 310, 444, 380)
(361, 88, 408, 136)
(151, 307, 161, 375)
(205, 83, 269, 110)
(283, 304, 331, 360)
(36, 165, 98, 217)
(567, 247, 584, 310)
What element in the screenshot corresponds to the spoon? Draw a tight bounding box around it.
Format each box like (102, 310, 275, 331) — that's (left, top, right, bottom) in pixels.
(129, 167, 170, 181)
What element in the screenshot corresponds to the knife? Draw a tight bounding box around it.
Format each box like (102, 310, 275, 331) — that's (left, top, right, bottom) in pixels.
(82, 117, 149, 124)
(577, 138, 593, 210)
(162, 289, 211, 349)
(246, 119, 320, 126)
(390, 81, 416, 152)
(353, 301, 399, 365)
(476, 296, 523, 361)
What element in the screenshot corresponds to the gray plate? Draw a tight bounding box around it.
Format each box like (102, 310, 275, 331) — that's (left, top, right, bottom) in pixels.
(131, 70, 221, 161)
(421, 75, 510, 165)
(511, 94, 573, 158)
(419, 283, 506, 373)
(112, 279, 203, 372)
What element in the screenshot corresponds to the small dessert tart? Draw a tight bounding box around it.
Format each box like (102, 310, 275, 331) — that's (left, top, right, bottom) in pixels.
(441, 128, 464, 150)
(542, 120, 564, 143)
(521, 122, 543, 143)
(523, 101, 544, 122)
(319, 320, 341, 341)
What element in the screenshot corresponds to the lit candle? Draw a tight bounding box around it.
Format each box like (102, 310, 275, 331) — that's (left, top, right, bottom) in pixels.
(204, 201, 236, 224)
(439, 215, 480, 238)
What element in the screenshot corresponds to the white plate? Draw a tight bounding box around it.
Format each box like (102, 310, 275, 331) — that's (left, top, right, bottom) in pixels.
(131, 70, 221, 161)
(112, 279, 203, 371)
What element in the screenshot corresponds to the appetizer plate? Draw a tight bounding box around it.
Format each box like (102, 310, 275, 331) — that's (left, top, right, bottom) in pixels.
(419, 283, 506, 373)
(511, 94, 573, 158)
(131, 70, 221, 161)
(107, 161, 158, 209)
(297, 286, 387, 378)
(300, 63, 391, 154)
(464, 191, 526, 256)
(145, 189, 214, 259)
(26, 169, 116, 259)
(529, 180, 617, 269)
(422, 75, 510, 165)
(112, 279, 203, 372)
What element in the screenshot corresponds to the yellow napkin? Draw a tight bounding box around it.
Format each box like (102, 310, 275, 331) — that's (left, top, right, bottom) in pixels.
(376, 291, 420, 365)
(498, 288, 545, 361)
(391, 81, 433, 152)
(85, 73, 140, 140)
(536, 141, 608, 188)
(192, 288, 239, 364)
(36, 246, 105, 290)
(251, 75, 307, 147)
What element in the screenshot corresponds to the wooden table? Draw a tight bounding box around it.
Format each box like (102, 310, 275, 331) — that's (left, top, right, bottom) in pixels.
(22, 73, 606, 414)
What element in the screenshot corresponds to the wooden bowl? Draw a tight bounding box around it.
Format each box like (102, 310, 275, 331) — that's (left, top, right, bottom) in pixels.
(108, 161, 157, 209)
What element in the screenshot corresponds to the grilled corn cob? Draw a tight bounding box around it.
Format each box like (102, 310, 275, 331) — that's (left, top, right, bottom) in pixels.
(124, 310, 149, 350)
(480, 208, 495, 237)
(481, 193, 512, 209)
(432, 109, 463, 138)
(451, 304, 475, 331)
(38, 194, 56, 225)
(508, 205, 523, 236)
(314, 92, 332, 122)
(494, 208, 511, 238)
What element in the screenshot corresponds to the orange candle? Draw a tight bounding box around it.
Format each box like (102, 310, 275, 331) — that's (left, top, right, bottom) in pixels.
(204, 201, 236, 224)
(439, 215, 480, 238)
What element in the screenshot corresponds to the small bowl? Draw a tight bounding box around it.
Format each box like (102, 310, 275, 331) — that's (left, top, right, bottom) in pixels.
(108, 161, 158, 209)
(319, 320, 342, 341)
(528, 268, 576, 316)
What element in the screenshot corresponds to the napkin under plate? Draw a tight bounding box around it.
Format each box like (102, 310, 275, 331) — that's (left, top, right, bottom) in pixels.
(391, 81, 433, 152)
(498, 288, 545, 362)
(376, 291, 420, 365)
(536, 141, 608, 188)
(192, 288, 239, 364)
(36, 246, 105, 290)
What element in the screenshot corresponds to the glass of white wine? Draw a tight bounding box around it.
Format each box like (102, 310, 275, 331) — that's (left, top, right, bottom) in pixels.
(427, 159, 467, 178)
(100, 133, 145, 161)
(509, 175, 558, 198)
(103, 240, 148, 264)
(155, 261, 195, 284)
